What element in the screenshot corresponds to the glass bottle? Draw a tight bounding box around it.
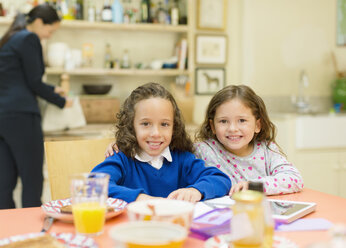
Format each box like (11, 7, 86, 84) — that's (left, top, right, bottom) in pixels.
(86, 0, 96, 22)
(170, 0, 179, 25)
(156, 1, 166, 24)
(0, 3, 4, 16)
(121, 49, 131, 69)
(75, 0, 84, 20)
(140, 0, 151, 23)
(231, 190, 265, 248)
(104, 43, 112, 69)
(248, 182, 274, 248)
(61, 0, 74, 20)
(112, 0, 123, 23)
(101, 0, 112, 22)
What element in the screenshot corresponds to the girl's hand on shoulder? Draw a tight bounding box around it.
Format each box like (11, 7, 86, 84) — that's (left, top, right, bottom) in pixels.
(167, 188, 202, 203)
(229, 181, 249, 196)
(105, 141, 119, 157)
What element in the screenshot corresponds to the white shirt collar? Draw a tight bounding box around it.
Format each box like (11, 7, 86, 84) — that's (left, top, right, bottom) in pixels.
(135, 146, 172, 170)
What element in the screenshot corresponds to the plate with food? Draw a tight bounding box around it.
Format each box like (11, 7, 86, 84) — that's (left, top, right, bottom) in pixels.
(0, 232, 98, 248)
(41, 197, 127, 222)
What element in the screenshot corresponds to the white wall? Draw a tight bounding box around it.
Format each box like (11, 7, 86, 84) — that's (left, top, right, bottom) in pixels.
(232, 0, 338, 97)
(194, 0, 341, 124)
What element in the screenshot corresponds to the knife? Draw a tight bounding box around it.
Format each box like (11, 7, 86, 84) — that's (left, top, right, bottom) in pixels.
(40, 216, 55, 233)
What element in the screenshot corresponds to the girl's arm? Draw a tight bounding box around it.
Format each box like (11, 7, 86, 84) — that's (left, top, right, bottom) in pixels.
(180, 152, 232, 200)
(263, 143, 304, 195)
(91, 153, 146, 203)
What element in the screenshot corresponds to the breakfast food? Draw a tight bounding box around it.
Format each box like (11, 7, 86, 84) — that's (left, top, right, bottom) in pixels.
(60, 204, 114, 214)
(1, 234, 65, 248)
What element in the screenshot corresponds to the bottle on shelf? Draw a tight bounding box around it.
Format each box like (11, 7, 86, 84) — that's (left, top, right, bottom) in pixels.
(104, 43, 113, 69)
(86, 0, 96, 22)
(101, 0, 113, 22)
(60, 0, 76, 20)
(155, 1, 167, 24)
(75, 0, 84, 20)
(140, 0, 151, 23)
(112, 0, 124, 23)
(170, 0, 179, 25)
(121, 49, 131, 69)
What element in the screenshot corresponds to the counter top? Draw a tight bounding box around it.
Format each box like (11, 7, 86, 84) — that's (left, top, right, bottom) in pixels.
(44, 124, 114, 141)
(44, 123, 200, 141)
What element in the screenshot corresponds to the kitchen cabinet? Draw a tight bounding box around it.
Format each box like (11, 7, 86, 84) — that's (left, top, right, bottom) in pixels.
(0, 0, 195, 96)
(271, 114, 346, 198)
(45, 19, 192, 78)
(338, 150, 346, 198)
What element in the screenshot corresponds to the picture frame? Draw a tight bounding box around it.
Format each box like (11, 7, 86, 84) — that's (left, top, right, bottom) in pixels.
(195, 68, 225, 95)
(197, 0, 227, 31)
(195, 35, 227, 65)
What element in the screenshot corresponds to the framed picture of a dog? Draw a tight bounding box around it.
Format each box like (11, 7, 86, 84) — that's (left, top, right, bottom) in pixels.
(195, 35, 227, 65)
(195, 68, 225, 95)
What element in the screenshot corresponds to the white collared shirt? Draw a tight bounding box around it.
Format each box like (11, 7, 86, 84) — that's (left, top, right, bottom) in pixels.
(135, 146, 172, 170)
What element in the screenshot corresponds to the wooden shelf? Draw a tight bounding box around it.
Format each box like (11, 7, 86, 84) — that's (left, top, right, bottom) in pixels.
(0, 17, 188, 33)
(46, 67, 189, 76)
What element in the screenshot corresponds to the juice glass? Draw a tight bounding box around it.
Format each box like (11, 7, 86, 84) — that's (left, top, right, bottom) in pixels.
(70, 172, 109, 236)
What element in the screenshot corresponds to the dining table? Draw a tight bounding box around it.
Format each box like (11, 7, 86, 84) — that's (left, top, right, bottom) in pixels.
(0, 188, 345, 247)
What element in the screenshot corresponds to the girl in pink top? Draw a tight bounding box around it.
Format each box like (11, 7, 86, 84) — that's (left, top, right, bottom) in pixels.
(194, 85, 303, 195)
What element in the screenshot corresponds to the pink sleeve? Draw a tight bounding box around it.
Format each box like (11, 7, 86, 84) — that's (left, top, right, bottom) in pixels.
(262, 143, 304, 195)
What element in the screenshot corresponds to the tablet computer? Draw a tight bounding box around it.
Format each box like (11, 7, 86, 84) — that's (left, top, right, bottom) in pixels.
(267, 199, 316, 223)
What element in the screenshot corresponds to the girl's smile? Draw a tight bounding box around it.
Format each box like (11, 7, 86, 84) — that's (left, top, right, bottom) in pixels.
(133, 97, 174, 157)
(210, 98, 261, 157)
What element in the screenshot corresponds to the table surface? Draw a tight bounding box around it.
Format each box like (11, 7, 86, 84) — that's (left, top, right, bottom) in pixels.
(0, 188, 345, 247)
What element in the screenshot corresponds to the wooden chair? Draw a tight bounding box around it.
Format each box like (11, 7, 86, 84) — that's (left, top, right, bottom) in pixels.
(44, 138, 114, 200)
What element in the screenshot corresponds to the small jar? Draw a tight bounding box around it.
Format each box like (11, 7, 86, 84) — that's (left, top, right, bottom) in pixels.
(231, 190, 265, 248)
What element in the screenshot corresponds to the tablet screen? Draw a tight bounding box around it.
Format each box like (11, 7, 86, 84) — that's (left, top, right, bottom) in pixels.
(268, 199, 316, 223)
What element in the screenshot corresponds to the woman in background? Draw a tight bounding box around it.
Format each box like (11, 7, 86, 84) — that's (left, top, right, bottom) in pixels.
(0, 3, 72, 208)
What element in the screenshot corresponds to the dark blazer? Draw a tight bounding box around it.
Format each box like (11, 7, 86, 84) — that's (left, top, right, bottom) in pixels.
(0, 29, 65, 115)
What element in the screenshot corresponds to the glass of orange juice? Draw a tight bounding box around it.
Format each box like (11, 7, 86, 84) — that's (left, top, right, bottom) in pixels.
(70, 172, 109, 236)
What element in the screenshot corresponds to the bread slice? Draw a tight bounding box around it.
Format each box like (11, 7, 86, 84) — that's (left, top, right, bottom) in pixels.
(60, 204, 114, 214)
(1, 234, 65, 248)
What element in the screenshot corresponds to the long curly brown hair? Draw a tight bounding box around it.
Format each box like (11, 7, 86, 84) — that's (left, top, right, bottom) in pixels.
(195, 85, 282, 153)
(115, 82, 194, 158)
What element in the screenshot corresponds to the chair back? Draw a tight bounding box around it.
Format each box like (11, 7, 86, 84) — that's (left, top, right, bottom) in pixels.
(44, 138, 114, 200)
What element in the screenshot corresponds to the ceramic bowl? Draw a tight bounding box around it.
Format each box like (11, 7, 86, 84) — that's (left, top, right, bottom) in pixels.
(109, 221, 188, 248)
(126, 199, 194, 229)
(82, 84, 112, 95)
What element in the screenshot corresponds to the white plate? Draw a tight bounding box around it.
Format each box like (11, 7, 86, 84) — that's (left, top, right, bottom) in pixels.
(204, 234, 298, 248)
(0, 232, 98, 247)
(41, 197, 127, 222)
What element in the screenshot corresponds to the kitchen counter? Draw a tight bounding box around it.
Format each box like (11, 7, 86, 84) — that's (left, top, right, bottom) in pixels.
(44, 123, 200, 141)
(44, 124, 114, 141)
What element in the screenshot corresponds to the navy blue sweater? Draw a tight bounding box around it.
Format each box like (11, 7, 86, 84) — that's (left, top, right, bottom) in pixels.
(92, 150, 232, 203)
(0, 29, 65, 115)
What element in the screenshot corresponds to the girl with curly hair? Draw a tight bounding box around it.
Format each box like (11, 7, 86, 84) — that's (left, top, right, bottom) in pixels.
(92, 82, 231, 203)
